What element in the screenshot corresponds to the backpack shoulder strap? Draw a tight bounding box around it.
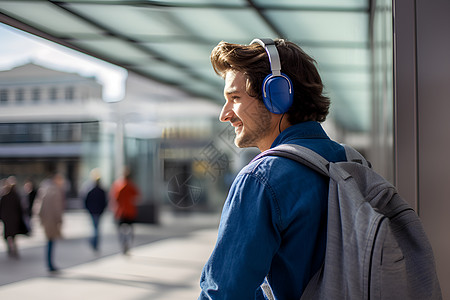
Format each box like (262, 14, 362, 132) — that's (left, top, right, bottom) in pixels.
(253, 144, 330, 177)
(255, 144, 370, 171)
(341, 144, 371, 168)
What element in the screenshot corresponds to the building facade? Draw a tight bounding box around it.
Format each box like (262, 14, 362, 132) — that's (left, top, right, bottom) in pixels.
(0, 63, 228, 217)
(0, 63, 105, 208)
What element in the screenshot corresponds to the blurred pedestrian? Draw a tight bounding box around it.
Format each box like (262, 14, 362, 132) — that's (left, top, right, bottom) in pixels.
(23, 178, 38, 233)
(0, 176, 29, 259)
(84, 170, 107, 252)
(110, 168, 140, 254)
(35, 173, 66, 272)
(23, 179, 37, 219)
(0, 178, 6, 197)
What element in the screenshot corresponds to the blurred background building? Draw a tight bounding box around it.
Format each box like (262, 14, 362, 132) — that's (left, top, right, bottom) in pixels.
(0, 0, 449, 296)
(0, 63, 104, 207)
(0, 62, 225, 218)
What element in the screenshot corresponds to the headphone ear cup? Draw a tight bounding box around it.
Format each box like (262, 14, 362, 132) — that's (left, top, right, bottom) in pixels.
(262, 74, 293, 114)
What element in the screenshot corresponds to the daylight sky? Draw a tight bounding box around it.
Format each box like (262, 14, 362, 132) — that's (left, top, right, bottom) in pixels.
(0, 23, 127, 102)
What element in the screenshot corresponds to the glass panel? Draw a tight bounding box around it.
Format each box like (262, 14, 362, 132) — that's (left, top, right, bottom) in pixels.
(67, 4, 187, 39)
(0, 89, 8, 104)
(180, 78, 222, 100)
(331, 90, 370, 131)
(142, 42, 214, 68)
(134, 62, 192, 83)
(146, 0, 245, 5)
(323, 68, 370, 130)
(321, 72, 370, 91)
(190, 67, 224, 87)
(303, 47, 370, 68)
(74, 38, 151, 63)
(267, 11, 368, 43)
(32, 87, 40, 102)
(0, 1, 103, 37)
(63, 0, 246, 4)
(253, 0, 368, 10)
(170, 8, 277, 42)
(370, 0, 393, 180)
(15, 88, 24, 103)
(136, 61, 221, 100)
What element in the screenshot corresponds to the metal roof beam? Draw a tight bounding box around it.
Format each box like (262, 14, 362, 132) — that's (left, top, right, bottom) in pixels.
(52, 1, 369, 12)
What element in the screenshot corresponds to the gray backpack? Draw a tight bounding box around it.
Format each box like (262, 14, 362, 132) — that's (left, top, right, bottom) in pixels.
(260, 144, 442, 300)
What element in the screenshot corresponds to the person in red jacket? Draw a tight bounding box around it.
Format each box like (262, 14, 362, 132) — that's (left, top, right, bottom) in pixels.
(110, 168, 140, 254)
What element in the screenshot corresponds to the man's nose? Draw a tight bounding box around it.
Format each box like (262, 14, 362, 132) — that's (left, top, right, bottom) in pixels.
(219, 102, 233, 122)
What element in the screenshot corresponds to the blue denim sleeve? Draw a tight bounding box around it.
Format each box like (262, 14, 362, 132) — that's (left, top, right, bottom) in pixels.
(199, 172, 281, 300)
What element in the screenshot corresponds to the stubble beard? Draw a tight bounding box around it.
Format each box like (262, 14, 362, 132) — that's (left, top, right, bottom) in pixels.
(234, 102, 272, 148)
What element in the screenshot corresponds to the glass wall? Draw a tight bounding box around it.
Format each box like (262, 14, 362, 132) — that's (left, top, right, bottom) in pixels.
(371, 0, 394, 182)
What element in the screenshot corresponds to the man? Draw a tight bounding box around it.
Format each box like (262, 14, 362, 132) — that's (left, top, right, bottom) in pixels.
(198, 39, 347, 299)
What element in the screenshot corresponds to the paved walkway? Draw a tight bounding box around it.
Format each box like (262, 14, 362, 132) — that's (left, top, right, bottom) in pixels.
(0, 209, 219, 300)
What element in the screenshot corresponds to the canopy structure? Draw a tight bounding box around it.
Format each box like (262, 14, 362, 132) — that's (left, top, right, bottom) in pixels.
(0, 0, 371, 131)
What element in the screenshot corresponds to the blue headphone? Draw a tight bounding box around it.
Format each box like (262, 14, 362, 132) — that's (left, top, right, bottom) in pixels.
(250, 38, 293, 114)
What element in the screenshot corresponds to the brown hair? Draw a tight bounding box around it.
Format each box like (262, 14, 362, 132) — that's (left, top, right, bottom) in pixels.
(210, 39, 330, 123)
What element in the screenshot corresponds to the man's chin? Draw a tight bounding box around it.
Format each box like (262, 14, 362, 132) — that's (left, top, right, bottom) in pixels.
(234, 141, 245, 148)
(233, 136, 244, 148)
(234, 135, 256, 148)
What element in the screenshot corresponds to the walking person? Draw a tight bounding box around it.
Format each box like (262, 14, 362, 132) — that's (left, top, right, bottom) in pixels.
(110, 168, 140, 255)
(23, 178, 37, 232)
(84, 175, 107, 252)
(198, 39, 347, 299)
(23, 179, 37, 218)
(0, 176, 29, 259)
(35, 173, 66, 272)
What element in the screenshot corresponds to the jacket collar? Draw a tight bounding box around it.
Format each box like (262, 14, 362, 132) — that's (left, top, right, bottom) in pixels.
(271, 121, 329, 149)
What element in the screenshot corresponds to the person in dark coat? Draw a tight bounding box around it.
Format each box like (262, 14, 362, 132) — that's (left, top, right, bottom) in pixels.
(84, 177, 107, 251)
(0, 176, 28, 258)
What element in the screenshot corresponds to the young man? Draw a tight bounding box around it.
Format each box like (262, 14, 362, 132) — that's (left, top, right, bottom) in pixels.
(198, 39, 347, 299)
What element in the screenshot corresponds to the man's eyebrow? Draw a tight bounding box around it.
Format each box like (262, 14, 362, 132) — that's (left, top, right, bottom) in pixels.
(224, 87, 239, 95)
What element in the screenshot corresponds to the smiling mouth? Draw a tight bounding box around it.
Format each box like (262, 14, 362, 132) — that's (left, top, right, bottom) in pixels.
(233, 123, 243, 134)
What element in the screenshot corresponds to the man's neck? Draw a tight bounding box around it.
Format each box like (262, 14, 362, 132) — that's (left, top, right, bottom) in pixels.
(257, 116, 292, 152)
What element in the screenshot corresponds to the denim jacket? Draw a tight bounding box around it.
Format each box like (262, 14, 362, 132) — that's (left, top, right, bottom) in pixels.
(199, 121, 346, 300)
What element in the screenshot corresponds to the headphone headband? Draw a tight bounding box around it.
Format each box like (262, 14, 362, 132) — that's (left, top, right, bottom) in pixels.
(249, 38, 293, 114)
(250, 38, 281, 76)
